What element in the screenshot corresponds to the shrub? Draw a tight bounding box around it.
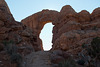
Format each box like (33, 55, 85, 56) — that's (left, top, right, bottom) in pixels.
(59, 58, 77, 67)
(90, 37, 100, 57)
(2, 40, 17, 55)
(79, 37, 100, 67)
(82, 43, 88, 48)
(0, 44, 4, 51)
(2, 40, 22, 67)
(77, 59, 85, 65)
(10, 53, 22, 67)
(92, 26, 98, 31)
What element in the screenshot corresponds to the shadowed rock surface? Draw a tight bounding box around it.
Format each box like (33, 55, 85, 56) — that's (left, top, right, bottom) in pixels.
(24, 51, 51, 67)
(0, 0, 41, 67)
(0, 0, 100, 67)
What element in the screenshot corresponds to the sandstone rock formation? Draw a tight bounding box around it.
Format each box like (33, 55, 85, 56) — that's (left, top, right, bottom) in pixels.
(21, 10, 59, 49)
(22, 5, 100, 57)
(0, 0, 11, 14)
(0, 0, 41, 67)
(0, 0, 100, 67)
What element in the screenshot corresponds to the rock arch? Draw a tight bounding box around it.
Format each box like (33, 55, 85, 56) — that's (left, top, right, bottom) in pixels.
(22, 10, 59, 35)
(22, 5, 100, 51)
(21, 5, 78, 50)
(21, 9, 59, 50)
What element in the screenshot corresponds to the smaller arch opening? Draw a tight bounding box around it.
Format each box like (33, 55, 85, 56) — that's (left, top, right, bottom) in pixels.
(39, 23, 54, 51)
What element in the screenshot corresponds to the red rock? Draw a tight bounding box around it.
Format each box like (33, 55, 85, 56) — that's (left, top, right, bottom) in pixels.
(0, 0, 15, 22)
(1, 0, 100, 67)
(91, 7, 100, 20)
(0, 0, 40, 57)
(60, 5, 77, 15)
(22, 5, 100, 57)
(0, 0, 11, 14)
(78, 10, 91, 22)
(0, 20, 4, 26)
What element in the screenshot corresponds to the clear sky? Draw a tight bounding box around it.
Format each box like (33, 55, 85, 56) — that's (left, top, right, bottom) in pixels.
(5, 0, 100, 50)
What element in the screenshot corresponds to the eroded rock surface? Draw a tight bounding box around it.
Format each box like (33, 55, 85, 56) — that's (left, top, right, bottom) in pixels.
(0, 0, 100, 67)
(22, 4, 100, 57)
(24, 51, 52, 67)
(0, 0, 41, 67)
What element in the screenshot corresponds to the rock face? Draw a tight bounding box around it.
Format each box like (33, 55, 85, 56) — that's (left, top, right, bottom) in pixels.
(0, 0, 36, 53)
(24, 51, 52, 67)
(0, 0, 41, 67)
(22, 5, 100, 56)
(0, 0, 100, 67)
(0, 0, 11, 14)
(24, 50, 72, 67)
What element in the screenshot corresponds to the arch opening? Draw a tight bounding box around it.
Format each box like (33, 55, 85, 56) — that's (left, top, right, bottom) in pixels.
(39, 23, 54, 51)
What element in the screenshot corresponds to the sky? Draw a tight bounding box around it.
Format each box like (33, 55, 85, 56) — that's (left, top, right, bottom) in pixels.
(5, 0, 100, 50)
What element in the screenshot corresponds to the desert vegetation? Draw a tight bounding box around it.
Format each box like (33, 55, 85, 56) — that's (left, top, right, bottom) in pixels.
(2, 40, 22, 67)
(78, 37, 100, 67)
